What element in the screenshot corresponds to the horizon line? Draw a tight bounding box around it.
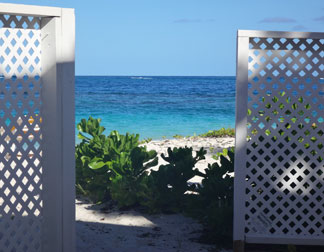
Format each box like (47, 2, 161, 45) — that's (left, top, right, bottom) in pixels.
(75, 75, 236, 77)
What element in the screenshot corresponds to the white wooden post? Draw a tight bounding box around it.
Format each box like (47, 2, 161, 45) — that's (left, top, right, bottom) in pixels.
(61, 8, 76, 252)
(235, 30, 324, 249)
(233, 32, 249, 252)
(0, 3, 75, 252)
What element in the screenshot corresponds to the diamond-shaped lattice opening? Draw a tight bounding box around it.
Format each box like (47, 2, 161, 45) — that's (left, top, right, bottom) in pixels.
(22, 159, 28, 168)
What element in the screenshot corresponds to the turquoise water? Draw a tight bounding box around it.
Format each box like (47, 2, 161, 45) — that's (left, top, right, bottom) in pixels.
(76, 76, 236, 140)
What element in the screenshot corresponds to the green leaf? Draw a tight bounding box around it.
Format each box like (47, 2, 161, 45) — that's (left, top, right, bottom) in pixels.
(80, 156, 90, 165)
(89, 158, 106, 170)
(78, 132, 90, 140)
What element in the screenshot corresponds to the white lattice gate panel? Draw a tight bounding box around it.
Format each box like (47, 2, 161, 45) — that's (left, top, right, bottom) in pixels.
(0, 14, 42, 252)
(234, 30, 324, 246)
(0, 4, 75, 252)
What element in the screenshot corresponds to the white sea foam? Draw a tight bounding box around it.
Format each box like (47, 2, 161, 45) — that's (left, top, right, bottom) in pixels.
(130, 77, 152, 80)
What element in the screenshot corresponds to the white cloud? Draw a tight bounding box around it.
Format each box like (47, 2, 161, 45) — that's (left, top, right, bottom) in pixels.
(259, 17, 296, 23)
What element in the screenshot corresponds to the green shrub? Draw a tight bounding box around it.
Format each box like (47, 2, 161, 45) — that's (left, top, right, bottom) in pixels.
(199, 128, 235, 138)
(75, 117, 235, 247)
(212, 146, 235, 160)
(173, 134, 184, 139)
(197, 150, 234, 203)
(139, 138, 153, 144)
(75, 117, 158, 205)
(190, 149, 235, 245)
(107, 145, 158, 208)
(146, 147, 206, 213)
(75, 117, 112, 203)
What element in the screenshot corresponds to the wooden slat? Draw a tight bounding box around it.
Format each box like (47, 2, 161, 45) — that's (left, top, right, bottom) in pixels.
(238, 29, 324, 39)
(0, 3, 66, 17)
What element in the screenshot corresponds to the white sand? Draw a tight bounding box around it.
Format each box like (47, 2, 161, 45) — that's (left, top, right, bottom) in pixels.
(76, 137, 235, 252)
(76, 199, 215, 252)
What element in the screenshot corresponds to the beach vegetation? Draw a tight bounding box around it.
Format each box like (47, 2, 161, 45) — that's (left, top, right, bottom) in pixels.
(146, 147, 206, 213)
(75, 117, 158, 204)
(139, 138, 153, 144)
(189, 149, 235, 245)
(108, 145, 158, 208)
(76, 117, 235, 247)
(173, 134, 184, 139)
(199, 128, 235, 138)
(212, 146, 235, 160)
(173, 128, 235, 139)
(75, 117, 112, 203)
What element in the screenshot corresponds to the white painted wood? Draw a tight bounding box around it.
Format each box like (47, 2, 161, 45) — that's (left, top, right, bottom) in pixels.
(235, 30, 324, 246)
(0, 3, 63, 17)
(60, 8, 75, 252)
(233, 34, 249, 242)
(0, 4, 75, 251)
(0, 15, 43, 252)
(41, 9, 75, 251)
(246, 235, 324, 246)
(41, 16, 63, 252)
(238, 30, 324, 39)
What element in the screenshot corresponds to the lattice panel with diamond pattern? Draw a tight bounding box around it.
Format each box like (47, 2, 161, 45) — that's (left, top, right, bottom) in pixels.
(0, 14, 42, 252)
(244, 36, 324, 240)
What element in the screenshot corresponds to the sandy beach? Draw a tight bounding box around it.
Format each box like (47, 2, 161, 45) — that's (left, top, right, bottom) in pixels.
(76, 137, 235, 252)
(76, 199, 222, 252)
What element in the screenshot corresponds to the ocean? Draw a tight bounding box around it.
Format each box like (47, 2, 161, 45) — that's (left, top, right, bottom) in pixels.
(75, 76, 236, 140)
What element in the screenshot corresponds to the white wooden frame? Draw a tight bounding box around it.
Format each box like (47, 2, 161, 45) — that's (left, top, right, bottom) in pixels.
(0, 3, 75, 252)
(234, 30, 324, 250)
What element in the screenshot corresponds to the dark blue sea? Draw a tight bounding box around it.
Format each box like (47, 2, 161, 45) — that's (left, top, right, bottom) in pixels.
(76, 76, 236, 140)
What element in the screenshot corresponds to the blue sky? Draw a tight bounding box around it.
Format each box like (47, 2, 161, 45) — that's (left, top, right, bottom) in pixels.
(4, 0, 324, 76)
